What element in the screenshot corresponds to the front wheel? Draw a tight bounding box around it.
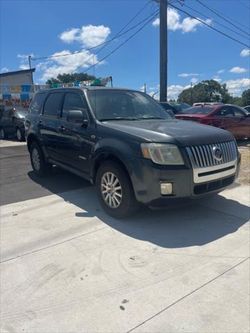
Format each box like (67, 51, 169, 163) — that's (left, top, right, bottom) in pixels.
(0, 128, 5, 139)
(96, 161, 139, 218)
(30, 142, 51, 177)
(16, 127, 24, 141)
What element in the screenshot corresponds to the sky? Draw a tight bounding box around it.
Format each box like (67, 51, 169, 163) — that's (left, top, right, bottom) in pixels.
(0, 0, 250, 100)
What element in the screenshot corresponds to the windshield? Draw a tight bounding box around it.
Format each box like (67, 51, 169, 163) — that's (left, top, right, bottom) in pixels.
(87, 90, 171, 121)
(180, 106, 214, 115)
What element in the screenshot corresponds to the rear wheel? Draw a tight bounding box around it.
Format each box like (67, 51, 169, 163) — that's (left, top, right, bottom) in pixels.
(96, 161, 139, 218)
(30, 142, 51, 177)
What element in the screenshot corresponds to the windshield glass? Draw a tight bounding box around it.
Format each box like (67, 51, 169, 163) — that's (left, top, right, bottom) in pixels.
(180, 106, 213, 115)
(87, 90, 171, 121)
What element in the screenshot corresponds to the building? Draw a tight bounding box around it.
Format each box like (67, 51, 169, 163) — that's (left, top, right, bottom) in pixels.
(0, 68, 35, 105)
(0, 68, 35, 86)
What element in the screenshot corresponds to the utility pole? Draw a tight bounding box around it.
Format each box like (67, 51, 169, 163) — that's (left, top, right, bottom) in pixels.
(143, 83, 147, 94)
(28, 55, 34, 87)
(159, 0, 168, 102)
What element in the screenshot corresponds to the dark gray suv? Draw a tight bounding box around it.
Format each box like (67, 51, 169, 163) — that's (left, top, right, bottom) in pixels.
(25, 87, 240, 218)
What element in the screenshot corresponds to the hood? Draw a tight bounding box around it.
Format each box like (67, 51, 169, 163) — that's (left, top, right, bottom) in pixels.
(101, 119, 233, 146)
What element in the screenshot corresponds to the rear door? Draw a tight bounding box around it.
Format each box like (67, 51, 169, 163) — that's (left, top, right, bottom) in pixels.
(39, 92, 64, 161)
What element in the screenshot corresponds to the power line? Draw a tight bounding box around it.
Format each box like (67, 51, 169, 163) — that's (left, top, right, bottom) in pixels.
(179, 0, 250, 41)
(83, 10, 159, 74)
(196, 0, 250, 38)
(32, 5, 157, 61)
(169, 3, 250, 49)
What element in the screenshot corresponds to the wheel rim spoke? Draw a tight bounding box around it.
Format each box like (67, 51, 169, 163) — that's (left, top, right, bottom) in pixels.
(101, 171, 123, 209)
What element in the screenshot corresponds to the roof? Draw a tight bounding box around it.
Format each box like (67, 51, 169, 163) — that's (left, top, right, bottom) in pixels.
(0, 68, 36, 77)
(34, 86, 139, 94)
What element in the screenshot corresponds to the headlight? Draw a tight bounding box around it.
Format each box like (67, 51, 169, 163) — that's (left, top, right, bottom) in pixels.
(141, 143, 184, 165)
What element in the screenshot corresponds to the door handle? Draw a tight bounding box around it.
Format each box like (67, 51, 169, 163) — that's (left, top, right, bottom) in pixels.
(58, 125, 68, 132)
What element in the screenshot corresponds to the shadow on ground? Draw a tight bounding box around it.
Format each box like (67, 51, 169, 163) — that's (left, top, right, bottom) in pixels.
(29, 169, 249, 249)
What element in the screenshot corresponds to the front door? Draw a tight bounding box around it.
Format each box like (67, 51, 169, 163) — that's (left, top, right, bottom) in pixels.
(56, 92, 96, 176)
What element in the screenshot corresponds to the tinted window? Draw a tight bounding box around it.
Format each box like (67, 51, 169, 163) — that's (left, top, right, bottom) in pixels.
(29, 93, 46, 114)
(231, 106, 247, 117)
(216, 107, 234, 117)
(62, 93, 87, 118)
(43, 93, 63, 117)
(180, 107, 213, 115)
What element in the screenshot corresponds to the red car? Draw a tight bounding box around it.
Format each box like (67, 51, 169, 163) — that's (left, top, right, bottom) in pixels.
(176, 104, 250, 140)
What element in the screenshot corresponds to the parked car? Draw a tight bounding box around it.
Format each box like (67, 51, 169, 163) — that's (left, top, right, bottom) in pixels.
(170, 102, 191, 113)
(159, 102, 176, 116)
(25, 87, 240, 218)
(193, 102, 224, 107)
(0, 105, 27, 141)
(176, 104, 250, 140)
(244, 105, 250, 113)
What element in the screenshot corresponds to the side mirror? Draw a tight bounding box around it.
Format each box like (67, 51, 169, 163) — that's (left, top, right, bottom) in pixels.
(67, 109, 89, 127)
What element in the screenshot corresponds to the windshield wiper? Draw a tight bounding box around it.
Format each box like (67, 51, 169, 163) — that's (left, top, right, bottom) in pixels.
(99, 117, 139, 121)
(136, 116, 167, 120)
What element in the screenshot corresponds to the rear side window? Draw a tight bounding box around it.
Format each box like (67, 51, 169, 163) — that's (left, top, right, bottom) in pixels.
(43, 93, 64, 117)
(29, 93, 46, 114)
(62, 93, 88, 118)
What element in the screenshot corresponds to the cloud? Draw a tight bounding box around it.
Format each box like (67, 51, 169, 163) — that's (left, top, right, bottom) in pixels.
(60, 25, 111, 48)
(224, 78, 250, 96)
(1, 67, 9, 73)
(59, 28, 80, 44)
(213, 76, 222, 83)
(152, 8, 212, 33)
(217, 69, 225, 74)
(178, 73, 200, 78)
(17, 53, 35, 70)
(190, 77, 199, 84)
(167, 84, 190, 100)
(38, 50, 101, 81)
(229, 66, 248, 74)
(240, 49, 250, 57)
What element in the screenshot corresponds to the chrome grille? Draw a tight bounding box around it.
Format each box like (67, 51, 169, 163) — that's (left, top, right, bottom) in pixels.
(186, 141, 237, 168)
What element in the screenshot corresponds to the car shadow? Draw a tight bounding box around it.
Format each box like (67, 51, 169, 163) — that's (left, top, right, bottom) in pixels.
(29, 169, 249, 249)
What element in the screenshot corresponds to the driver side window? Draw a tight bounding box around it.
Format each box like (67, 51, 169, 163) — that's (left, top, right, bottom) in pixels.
(62, 93, 88, 119)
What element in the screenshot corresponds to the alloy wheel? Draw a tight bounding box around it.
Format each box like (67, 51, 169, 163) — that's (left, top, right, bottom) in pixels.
(101, 172, 122, 208)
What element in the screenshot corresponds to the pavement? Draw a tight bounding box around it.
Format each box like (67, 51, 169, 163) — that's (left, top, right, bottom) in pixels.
(0, 140, 249, 333)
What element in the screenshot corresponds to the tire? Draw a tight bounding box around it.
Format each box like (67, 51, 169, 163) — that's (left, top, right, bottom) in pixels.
(30, 142, 51, 177)
(0, 128, 5, 139)
(96, 161, 139, 218)
(16, 127, 24, 141)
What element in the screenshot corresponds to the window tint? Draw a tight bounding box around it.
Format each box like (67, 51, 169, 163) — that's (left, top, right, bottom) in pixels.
(29, 93, 46, 114)
(216, 107, 234, 117)
(231, 106, 246, 117)
(43, 93, 63, 117)
(62, 93, 87, 118)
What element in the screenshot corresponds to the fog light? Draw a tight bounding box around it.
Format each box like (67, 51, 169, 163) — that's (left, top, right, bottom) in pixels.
(160, 182, 173, 195)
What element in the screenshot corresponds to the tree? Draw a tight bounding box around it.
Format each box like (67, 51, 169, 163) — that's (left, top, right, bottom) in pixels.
(46, 72, 97, 85)
(241, 89, 250, 106)
(178, 80, 231, 105)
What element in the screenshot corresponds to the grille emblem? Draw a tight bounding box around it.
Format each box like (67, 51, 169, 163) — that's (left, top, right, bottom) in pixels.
(212, 146, 223, 161)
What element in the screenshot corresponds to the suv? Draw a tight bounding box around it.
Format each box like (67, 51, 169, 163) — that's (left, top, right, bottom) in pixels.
(25, 87, 240, 218)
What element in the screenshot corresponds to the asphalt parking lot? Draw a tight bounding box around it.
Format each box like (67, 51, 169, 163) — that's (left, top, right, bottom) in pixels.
(0, 140, 249, 333)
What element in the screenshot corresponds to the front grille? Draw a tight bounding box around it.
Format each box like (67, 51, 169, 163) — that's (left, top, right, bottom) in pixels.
(186, 141, 237, 168)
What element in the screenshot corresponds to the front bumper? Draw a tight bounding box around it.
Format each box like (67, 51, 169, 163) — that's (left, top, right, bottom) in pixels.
(129, 157, 240, 205)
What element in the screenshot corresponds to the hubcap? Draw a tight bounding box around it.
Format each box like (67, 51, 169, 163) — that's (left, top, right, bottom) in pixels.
(101, 172, 122, 209)
(32, 148, 40, 171)
(17, 129, 22, 141)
